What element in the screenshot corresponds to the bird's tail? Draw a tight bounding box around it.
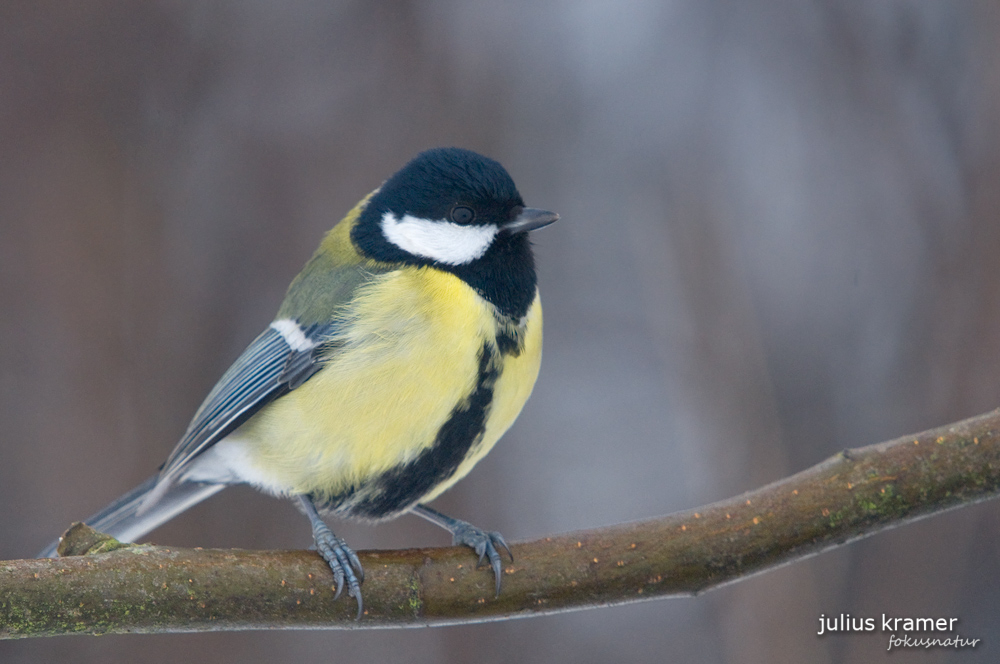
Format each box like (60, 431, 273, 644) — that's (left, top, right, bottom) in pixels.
(36, 476, 224, 558)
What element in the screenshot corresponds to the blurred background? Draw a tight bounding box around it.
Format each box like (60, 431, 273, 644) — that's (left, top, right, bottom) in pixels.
(3, 1, 1000, 662)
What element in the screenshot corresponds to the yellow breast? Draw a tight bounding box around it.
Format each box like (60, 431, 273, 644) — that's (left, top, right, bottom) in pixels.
(235, 265, 542, 515)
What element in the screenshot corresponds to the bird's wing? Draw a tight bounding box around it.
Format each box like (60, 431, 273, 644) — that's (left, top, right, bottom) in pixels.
(150, 320, 336, 493)
(140, 247, 394, 511)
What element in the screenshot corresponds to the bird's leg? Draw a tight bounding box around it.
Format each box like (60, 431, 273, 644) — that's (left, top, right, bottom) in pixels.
(410, 503, 513, 596)
(298, 494, 364, 618)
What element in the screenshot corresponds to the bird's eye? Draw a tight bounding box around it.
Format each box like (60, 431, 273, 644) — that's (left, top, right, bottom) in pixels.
(450, 206, 475, 224)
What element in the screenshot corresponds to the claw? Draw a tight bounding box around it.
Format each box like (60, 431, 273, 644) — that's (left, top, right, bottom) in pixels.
(452, 525, 512, 597)
(300, 495, 364, 619)
(490, 530, 514, 562)
(348, 547, 365, 583)
(332, 567, 345, 600)
(313, 522, 364, 618)
(410, 504, 513, 598)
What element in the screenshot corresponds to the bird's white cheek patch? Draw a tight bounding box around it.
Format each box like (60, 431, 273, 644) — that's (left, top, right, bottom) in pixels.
(381, 212, 498, 265)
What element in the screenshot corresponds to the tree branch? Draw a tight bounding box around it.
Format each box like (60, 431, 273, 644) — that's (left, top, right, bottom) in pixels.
(4, 408, 1000, 638)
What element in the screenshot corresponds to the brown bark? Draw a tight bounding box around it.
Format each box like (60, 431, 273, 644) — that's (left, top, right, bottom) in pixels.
(4, 408, 1000, 638)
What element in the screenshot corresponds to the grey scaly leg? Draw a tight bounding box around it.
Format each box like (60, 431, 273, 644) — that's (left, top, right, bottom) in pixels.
(411, 504, 513, 596)
(298, 494, 364, 618)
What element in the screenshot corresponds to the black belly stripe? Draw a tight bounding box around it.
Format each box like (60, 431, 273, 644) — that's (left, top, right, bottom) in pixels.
(315, 342, 502, 519)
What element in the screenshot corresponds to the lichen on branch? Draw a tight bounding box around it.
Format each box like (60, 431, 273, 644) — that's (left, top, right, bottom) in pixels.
(4, 408, 1000, 639)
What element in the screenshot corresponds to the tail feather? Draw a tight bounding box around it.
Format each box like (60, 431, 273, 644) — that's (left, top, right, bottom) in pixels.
(37, 476, 224, 558)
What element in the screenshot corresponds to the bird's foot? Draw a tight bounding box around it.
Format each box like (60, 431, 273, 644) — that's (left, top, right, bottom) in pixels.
(449, 522, 513, 597)
(311, 520, 364, 619)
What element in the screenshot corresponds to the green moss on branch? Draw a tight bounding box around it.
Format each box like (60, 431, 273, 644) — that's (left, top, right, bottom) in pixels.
(5, 408, 1000, 638)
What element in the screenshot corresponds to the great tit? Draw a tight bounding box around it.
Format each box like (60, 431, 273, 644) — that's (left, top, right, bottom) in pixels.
(38, 147, 557, 617)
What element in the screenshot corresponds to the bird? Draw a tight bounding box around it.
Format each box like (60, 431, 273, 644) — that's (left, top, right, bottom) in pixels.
(38, 147, 557, 618)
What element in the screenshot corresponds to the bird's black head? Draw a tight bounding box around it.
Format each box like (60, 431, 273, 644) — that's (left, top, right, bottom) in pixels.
(352, 148, 557, 319)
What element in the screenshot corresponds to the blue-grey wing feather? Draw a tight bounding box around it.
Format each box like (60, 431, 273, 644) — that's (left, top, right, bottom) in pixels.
(157, 323, 333, 482)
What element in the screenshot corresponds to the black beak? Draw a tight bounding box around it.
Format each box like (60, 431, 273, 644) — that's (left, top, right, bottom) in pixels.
(503, 207, 559, 234)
